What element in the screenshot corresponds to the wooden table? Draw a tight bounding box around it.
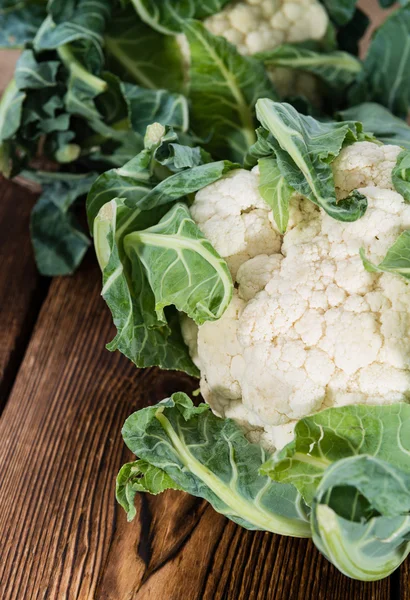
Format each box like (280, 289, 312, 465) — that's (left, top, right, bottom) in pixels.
(0, 2, 407, 598)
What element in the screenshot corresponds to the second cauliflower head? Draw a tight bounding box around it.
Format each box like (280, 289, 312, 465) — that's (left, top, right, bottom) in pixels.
(182, 141, 410, 451)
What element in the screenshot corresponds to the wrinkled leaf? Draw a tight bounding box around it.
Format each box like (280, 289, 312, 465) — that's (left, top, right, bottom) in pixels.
(30, 172, 97, 276)
(120, 392, 311, 536)
(261, 403, 410, 506)
(124, 203, 233, 324)
(312, 455, 410, 581)
(0, 79, 25, 143)
(255, 99, 368, 221)
(116, 459, 182, 521)
(15, 49, 60, 90)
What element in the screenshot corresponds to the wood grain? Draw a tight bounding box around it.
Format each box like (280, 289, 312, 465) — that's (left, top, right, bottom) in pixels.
(0, 245, 395, 599)
(0, 179, 47, 409)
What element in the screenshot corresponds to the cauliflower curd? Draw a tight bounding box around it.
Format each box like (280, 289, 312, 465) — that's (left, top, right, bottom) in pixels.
(183, 141, 410, 450)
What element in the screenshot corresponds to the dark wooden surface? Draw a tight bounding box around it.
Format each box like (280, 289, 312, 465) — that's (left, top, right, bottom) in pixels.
(0, 161, 405, 600)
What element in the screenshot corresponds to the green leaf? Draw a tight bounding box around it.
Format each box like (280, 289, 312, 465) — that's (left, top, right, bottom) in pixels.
(336, 8, 369, 57)
(0, 0, 46, 48)
(15, 50, 60, 90)
(184, 20, 277, 162)
(338, 103, 410, 149)
(124, 203, 233, 324)
(350, 4, 410, 118)
(30, 172, 97, 276)
(105, 5, 185, 92)
(255, 99, 368, 222)
(120, 392, 311, 536)
(131, 0, 231, 34)
(392, 150, 410, 202)
(34, 0, 112, 69)
(261, 403, 410, 506)
(311, 455, 410, 581)
(257, 44, 362, 90)
(116, 459, 182, 521)
(321, 0, 358, 25)
(360, 230, 410, 280)
(93, 198, 199, 375)
(121, 82, 189, 135)
(258, 157, 292, 234)
(0, 79, 25, 143)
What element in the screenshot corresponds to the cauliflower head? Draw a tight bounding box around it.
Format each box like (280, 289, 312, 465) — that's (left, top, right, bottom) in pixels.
(183, 141, 410, 451)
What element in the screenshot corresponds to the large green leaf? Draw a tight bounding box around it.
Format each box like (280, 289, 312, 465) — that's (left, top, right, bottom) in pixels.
(0, 0, 46, 48)
(119, 392, 311, 536)
(350, 4, 410, 118)
(338, 103, 410, 149)
(184, 20, 277, 162)
(261, 403, 410, 505)
(30, 172, 97, 276)
(360, 230, 410, 280)
(255, 99, 368, 222)
(257, 44, 362, 90)
(105, 6, 184, 91)
(131, 0, 231, 34)
(258, 157, 293, 234)
(124, 203, 233, 324)
(93, 198, 199, 375)
(311, 455, 410, 581)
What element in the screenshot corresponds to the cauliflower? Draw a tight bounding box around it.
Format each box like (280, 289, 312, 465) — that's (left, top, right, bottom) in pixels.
(204, 0, 329, 99)
(183, 141, 410, 451)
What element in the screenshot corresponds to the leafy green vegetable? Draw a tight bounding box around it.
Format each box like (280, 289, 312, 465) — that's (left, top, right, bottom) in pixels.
(254, 99, 368, 222)
(90, 131, 237, 372)
(30, 172, 97, 276)
(0, 79, 25, 143)
(311, 455, 410, 581)
(0, 0, 46, 48)
(131, 0, 231, 34)
(184, 20, 277, 162)
(257, 44, 362, 90)
(321, 0, 358, 26)
(105, 5, 184, 92)
(392, 150, 410, 202)
(338, 103, 410, 149)
(117, 459, 183, 521)
(124, 203, 233, 324)
(119, 392, 311, 536)
(258, 157, 293, 234)
(360, 230, 410, 280)
(261, 403, 410, 505)
(350, 4, 410, 117)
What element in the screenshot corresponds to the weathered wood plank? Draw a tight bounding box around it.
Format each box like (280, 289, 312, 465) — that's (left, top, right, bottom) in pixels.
(0, 179, 46, 408)
(0, 249, 393, 599)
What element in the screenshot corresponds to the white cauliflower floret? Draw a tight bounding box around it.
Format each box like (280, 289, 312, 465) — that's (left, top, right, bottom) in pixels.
(191, 169, 281, 278)
(204, 0, 328, 55)
(184, 141, 410, 451)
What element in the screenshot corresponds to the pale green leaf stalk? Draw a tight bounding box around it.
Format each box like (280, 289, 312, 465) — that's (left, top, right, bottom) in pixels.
(258, 157, 293, 234)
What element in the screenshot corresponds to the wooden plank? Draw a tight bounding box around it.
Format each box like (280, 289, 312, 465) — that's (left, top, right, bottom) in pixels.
(0, 252, 393, 599)
(0, 179, 46, 408)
